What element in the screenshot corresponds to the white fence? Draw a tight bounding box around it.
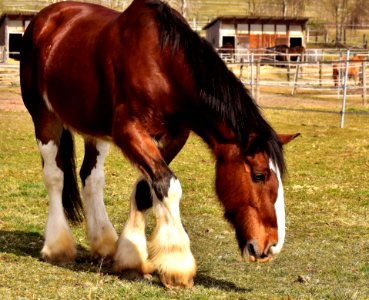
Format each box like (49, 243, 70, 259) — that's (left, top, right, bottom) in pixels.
(1, 48, 369, 127)
(219, 48, 369, 128)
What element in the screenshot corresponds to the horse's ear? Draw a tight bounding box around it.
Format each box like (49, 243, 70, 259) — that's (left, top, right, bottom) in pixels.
(278, 133, 300, 145)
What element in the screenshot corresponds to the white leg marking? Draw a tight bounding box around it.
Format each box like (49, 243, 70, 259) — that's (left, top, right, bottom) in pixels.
(83, 140, 118, 258)
(114, 177, 152, 275)
(269, 160, 286, 255)
(149, 178, 196, 288)
(38, 140, 76, 262)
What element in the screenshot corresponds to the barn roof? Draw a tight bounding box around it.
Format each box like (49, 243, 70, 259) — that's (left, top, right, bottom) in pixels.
(203, 16, 309, 30)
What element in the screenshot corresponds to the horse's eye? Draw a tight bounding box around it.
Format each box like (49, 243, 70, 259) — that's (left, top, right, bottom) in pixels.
(253, 173, 266, 182)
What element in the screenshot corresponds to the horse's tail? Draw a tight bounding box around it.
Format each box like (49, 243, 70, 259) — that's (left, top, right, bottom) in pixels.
(60, 128, 84, 223)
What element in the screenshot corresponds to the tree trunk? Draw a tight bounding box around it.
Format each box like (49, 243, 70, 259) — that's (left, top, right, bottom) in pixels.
(181, 0, 187, 18)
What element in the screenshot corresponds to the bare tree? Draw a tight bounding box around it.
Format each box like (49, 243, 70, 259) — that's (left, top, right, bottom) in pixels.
(180, 0, 187, 18)
(349, 0, 369, 27)
(279, 0, 309, 17)
(282, 0, 288, 16)
(324, 0, 346, 45)
(290, 0, 309, 16)
(246, 0, 257, 15)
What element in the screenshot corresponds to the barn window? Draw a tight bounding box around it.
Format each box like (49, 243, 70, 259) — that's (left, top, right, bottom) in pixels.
(290, 25, 302, 35)
(263, 24, 275, 34)
(250, 24, 262, 34)
(237, 24, 248, 34)
(276, 24, 287, 34)
(25, 20, 31, 29)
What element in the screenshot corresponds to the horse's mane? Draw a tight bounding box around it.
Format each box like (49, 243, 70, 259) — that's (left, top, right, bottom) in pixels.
(146, 0, 286, 176)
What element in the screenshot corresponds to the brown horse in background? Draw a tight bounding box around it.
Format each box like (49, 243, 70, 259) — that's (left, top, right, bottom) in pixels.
(266, 44, 305, 62)
(333, 55, 366, 87)
(20, 0, 298, 288)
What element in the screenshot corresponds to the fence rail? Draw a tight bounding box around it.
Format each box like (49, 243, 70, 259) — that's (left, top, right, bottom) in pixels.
(222, 49, 369, 128)
(1, 49, 368, 127)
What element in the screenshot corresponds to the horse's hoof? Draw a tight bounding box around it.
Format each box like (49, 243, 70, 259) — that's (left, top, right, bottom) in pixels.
(159, 272, 194, 289)
(89, 225, 118, 259)
(41, 245, 76, 264)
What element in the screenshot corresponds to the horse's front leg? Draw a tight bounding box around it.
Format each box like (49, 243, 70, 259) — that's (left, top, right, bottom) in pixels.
(113, 176, 154, 278)
(112, 115, 195, 288)
(80, 138, 118, 259)
(149, 176, 196, 288)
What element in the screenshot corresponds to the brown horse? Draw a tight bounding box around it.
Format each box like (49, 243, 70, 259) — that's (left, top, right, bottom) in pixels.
(333, 55, 365, 87)
(20, 0, 298, 288)
(266, 44, 305, 62)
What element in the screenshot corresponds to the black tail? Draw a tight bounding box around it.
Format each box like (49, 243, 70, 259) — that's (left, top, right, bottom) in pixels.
(60, 129, 84, 223)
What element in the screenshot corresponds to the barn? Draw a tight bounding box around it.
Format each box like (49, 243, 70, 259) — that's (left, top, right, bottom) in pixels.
(0, 12, 36, 62)
(203, 16, 309, 52)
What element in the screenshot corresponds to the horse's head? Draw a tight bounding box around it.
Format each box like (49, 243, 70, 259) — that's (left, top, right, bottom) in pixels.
(215, 133, 299, 263)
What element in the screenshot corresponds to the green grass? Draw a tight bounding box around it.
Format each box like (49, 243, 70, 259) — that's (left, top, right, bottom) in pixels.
(0, 105, 369, 299)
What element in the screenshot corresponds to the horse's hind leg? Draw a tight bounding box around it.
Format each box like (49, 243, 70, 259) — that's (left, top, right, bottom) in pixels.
(80, 138, 118, 259)
(34, 109, 81, 263)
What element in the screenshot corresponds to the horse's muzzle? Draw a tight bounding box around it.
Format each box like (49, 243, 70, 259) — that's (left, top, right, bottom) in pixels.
(244, 240, 277, 263)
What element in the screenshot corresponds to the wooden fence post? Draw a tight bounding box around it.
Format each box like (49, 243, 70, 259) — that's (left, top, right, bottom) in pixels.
(340, 50, 350, 129)
(362, 61, 367, 105)
(255, 60, 260, 102)
(250, 53, 254, 98)
(291, 57, 300, 95)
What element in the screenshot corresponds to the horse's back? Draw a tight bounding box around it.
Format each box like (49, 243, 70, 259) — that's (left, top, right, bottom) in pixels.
(20, 0, 191, 137)
(20, 1, 120, 135)
(22, 1, 118, 67)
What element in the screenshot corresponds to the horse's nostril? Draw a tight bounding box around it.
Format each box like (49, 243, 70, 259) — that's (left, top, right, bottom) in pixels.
(246, 241, 258, 258)
(264, 242, 277, 257)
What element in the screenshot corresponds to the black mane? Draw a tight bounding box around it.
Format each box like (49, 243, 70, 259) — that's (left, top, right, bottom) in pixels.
(147, 0, 286, 176)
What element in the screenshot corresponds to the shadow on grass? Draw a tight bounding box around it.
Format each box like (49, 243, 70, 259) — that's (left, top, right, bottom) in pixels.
(195, 273, 252, 293)
(0, 229, 43, 258)
(0, 229, 91, 266)
(0, 230, 251, 293)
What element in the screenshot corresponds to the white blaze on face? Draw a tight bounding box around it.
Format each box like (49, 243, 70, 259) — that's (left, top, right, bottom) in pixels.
(269, 160, 285, 255)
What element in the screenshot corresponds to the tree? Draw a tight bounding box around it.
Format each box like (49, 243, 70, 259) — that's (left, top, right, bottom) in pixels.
(349, 0, 369, 27)
(324, 0, 347, 45)
(280, 0, 309, 17)
(180, 0, 187, 18)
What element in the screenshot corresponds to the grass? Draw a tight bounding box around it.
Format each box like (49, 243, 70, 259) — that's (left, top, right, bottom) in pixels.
(0, 101, 369, 299)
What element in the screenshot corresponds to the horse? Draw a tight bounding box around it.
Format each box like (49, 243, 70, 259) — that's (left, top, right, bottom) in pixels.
(266, 44, 305, 62)
(20, 0, 299, 288)
(333, 55, 365, 87)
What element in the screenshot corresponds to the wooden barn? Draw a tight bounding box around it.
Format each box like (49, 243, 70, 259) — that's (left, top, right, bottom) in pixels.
(203, 16, 309, 52)
(0, 12, 36, 62)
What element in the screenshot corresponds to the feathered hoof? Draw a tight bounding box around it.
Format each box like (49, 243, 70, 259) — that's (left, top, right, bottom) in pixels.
(90, 233, 118, 261)
(113, 259, 154, 277)
(41, 243, 76, 264)
(41, 229, 77, 263)
(159, 270, 195, 289)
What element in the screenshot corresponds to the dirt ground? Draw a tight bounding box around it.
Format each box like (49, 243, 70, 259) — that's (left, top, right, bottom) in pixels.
(0, 88, 26, 112)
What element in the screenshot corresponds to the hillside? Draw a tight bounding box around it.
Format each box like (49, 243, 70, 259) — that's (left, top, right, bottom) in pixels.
(1, 0, 369, 39)
(0, 0, 321, 30)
